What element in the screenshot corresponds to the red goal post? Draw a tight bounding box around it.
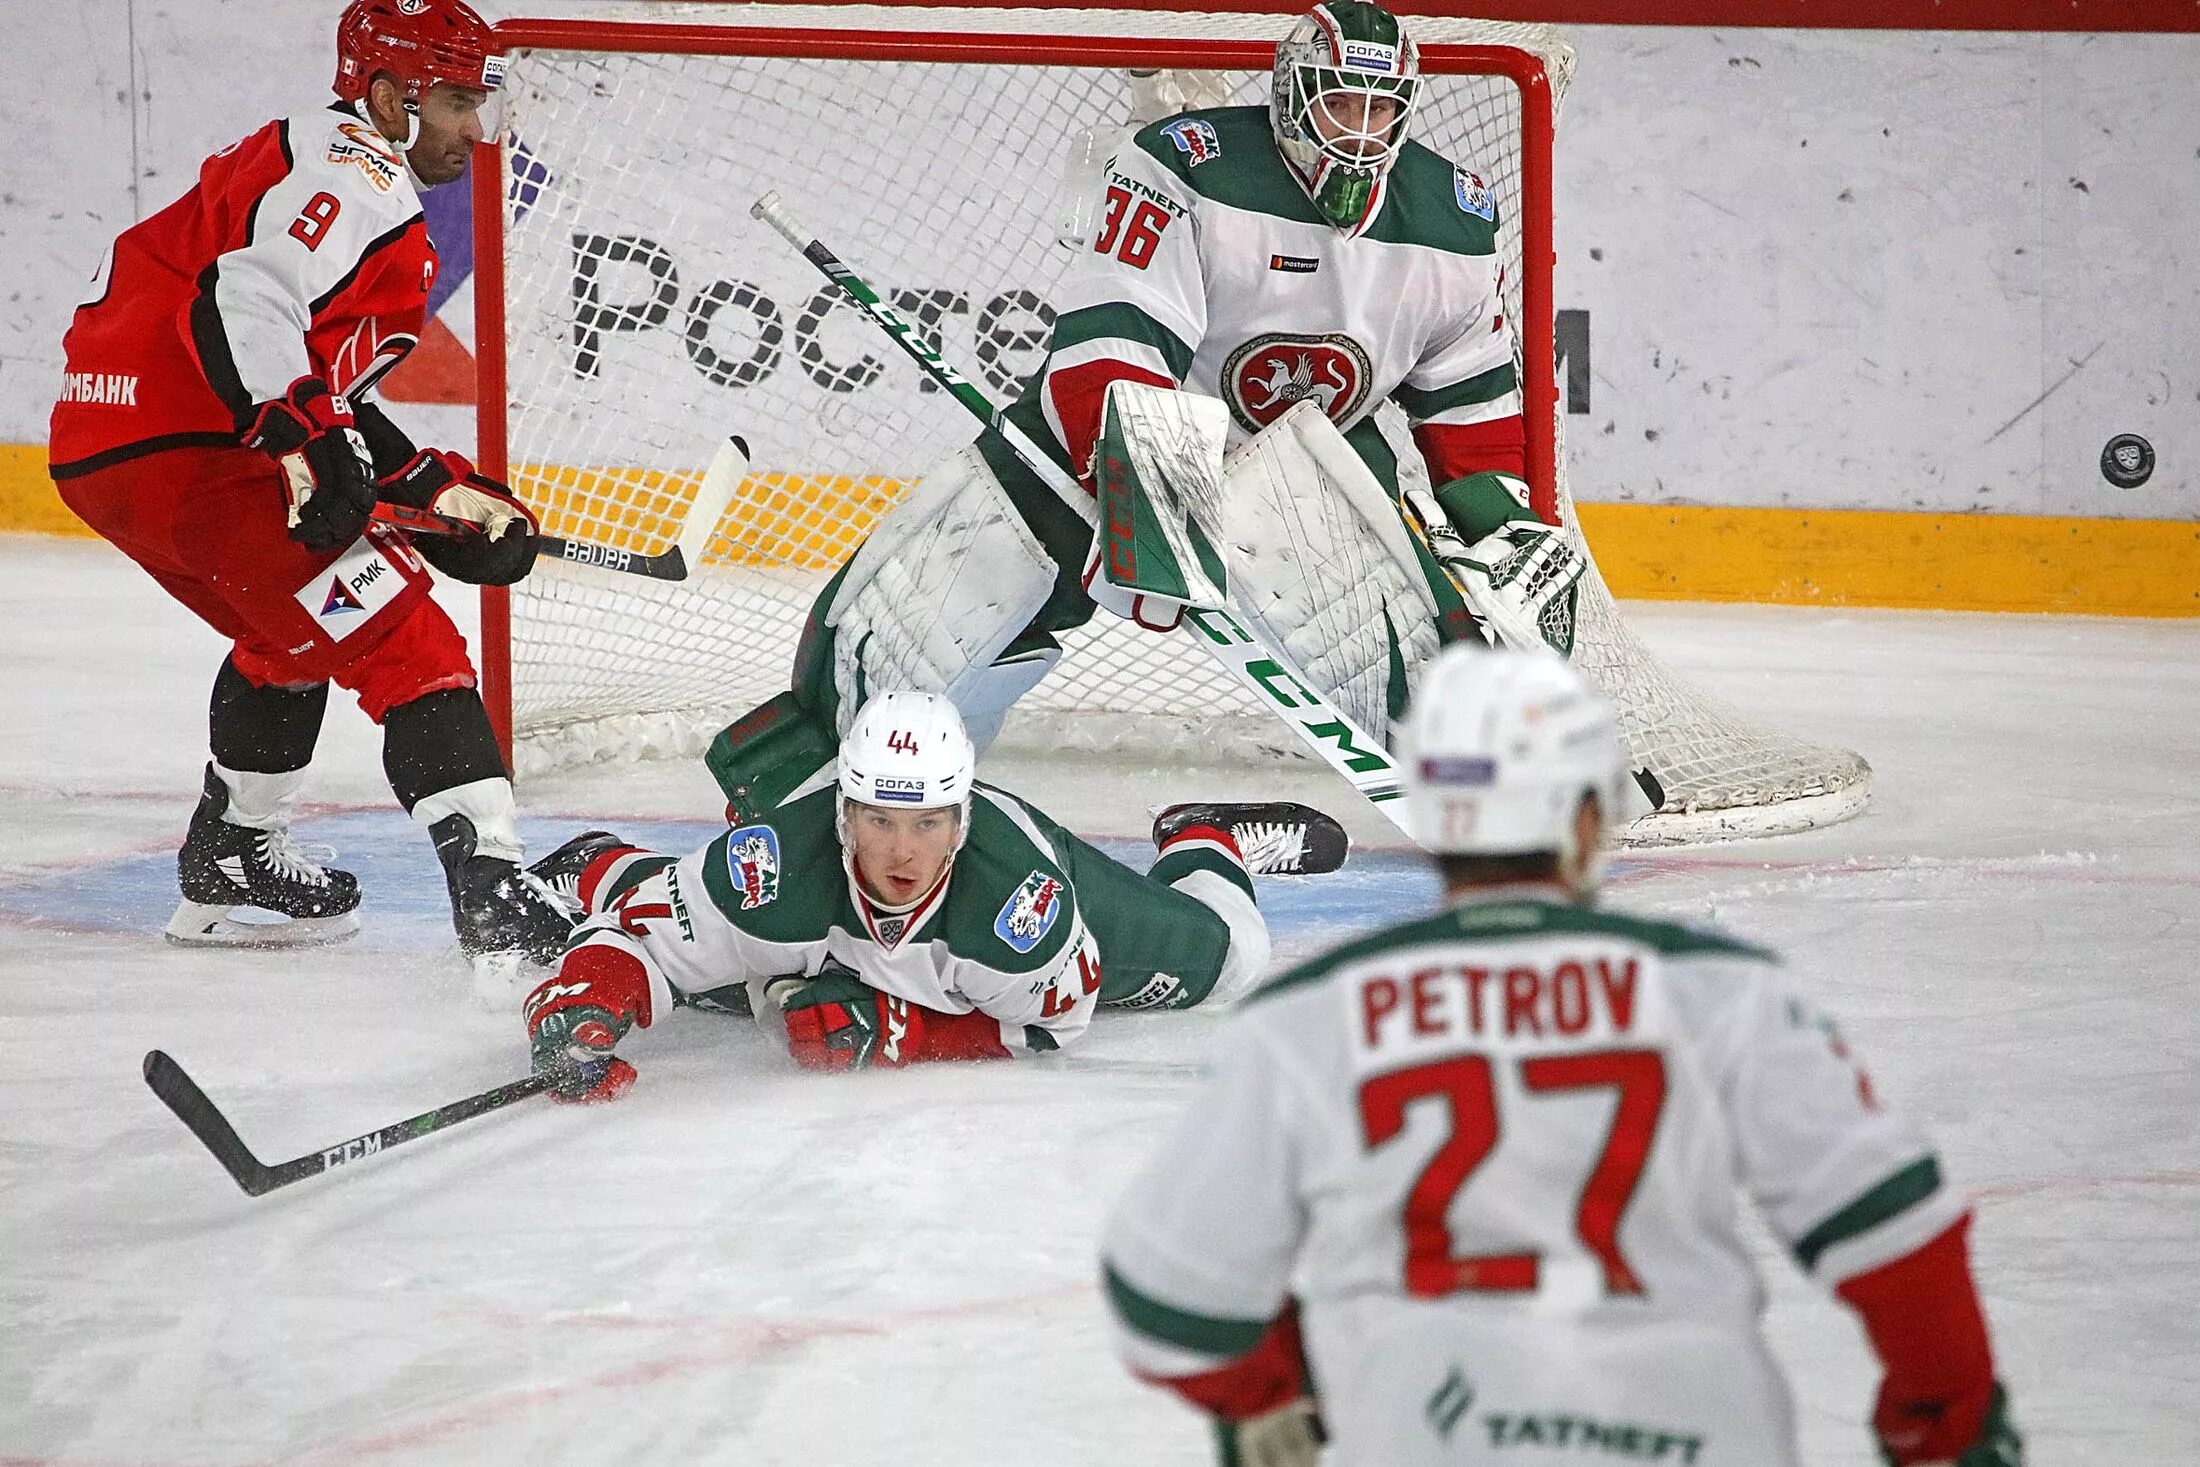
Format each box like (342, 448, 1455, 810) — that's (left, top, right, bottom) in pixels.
(468, 3, 1870, 843)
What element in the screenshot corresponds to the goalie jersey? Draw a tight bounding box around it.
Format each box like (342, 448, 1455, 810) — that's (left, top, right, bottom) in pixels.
(562, 783, 1118, 1057)
(1102, 897, 1968, 1466)
(1017, 104, 1526, 493)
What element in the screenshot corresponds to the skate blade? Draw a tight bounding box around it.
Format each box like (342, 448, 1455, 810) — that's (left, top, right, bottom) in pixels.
(164, 901, 362, 949)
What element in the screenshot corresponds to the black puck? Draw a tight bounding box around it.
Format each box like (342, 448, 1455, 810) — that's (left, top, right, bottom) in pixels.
(2100, 433, 2155, 488)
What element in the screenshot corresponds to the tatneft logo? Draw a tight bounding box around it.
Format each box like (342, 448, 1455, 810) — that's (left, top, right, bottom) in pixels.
(58, 372, 140, 406)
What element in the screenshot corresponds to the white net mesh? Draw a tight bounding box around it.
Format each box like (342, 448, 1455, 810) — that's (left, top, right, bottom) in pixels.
(490, 3, 1868, 842)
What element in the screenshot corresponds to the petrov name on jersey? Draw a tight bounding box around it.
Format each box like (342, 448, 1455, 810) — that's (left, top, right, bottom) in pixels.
(1356, 953, 1643, 1054)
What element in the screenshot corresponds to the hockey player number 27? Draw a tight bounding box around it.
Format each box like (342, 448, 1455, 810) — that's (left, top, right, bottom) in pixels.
(1359, 1049, 1666, 1298)
(1094, 186, 1171, 269)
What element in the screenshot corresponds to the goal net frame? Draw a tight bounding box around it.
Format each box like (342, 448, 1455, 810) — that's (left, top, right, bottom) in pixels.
(467, 2, 1871, 844)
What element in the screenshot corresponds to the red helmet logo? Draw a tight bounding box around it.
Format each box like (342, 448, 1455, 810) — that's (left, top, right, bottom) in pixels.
(1221, 332, 1374, 433)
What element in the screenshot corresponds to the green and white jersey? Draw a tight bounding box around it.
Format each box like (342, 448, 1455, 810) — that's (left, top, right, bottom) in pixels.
(1102, 892, 1965, 1466)
(572, 782, 1103, 1055)
(1034, 105, 1520, 457)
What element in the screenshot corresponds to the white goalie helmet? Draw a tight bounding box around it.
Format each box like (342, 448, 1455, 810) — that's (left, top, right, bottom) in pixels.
(836, 690, 977, 847)
(1271, 0, 1422, 232)
(1400, 647, 1632, 877)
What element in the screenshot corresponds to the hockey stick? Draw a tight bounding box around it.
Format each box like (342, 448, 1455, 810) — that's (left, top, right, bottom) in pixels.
(750, 192, 1412, 827)
(372, 435, 751, 584)
(142, 1048, 561, 1197)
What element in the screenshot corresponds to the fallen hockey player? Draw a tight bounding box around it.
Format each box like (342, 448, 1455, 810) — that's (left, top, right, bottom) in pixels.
(518, 690, 1348, 1093)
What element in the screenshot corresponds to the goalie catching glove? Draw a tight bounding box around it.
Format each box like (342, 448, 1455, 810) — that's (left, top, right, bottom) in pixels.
(766, 961, 1017, 1071)
(1408, 470, 1584, 658)
(376, 448, 542, 586)
(242, 376, 376, 552)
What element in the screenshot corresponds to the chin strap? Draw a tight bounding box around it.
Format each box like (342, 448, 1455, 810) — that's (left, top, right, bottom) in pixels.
(350, 97, 422, 157)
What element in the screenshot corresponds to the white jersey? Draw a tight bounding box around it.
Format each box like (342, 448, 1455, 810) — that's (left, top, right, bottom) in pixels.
(569, 785, 1106, 1056)
(1033, 104, 1521, 459)
(1103, 891, 1966, 1466)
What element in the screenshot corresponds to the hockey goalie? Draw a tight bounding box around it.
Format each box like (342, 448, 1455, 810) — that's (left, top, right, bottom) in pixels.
(709, 0, 1591, 826)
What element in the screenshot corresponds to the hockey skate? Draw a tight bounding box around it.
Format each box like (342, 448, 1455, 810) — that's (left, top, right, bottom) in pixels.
(429, 813, 577, 967)
(167, 764, 362, 948)
(525, 830, 628, 918)
(1153, 802, 1350, 877)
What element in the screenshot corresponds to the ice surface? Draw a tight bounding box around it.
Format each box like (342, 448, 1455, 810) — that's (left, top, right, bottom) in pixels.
(2, 532, 2196, 1464)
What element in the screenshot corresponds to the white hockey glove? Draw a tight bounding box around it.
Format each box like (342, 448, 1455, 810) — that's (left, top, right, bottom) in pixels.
(1408, 471, 1584, 658)
(1217, 1398, 1323, 1467)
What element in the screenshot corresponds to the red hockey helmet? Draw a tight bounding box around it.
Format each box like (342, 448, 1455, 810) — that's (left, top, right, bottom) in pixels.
(333, 0, 505, 105)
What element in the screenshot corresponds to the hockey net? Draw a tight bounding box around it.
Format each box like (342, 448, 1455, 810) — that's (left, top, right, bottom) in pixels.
(478, 1, 1871, 843)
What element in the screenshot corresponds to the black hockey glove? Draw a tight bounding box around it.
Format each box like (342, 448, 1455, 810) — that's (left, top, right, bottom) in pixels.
(242, 376, 376, 552)
(377, 449, 542, 586)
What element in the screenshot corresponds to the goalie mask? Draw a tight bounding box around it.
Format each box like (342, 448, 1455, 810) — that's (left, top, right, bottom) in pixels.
(1400, 647, 1631, 888)
(1271, 0, 1422, 233)
(836, 690, 977, 854)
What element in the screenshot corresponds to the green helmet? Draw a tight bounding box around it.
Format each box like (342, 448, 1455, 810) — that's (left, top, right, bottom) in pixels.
(1271, 0, 1422, 232)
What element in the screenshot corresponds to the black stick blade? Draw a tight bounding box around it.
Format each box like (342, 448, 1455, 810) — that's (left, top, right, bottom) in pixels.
(143, 1050, 276, 1196)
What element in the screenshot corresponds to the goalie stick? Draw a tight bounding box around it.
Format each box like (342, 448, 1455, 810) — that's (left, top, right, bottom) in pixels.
(750, 192, 1413, 830)
(142, 1048, 562, 1197)
(372, 435, 751, 584)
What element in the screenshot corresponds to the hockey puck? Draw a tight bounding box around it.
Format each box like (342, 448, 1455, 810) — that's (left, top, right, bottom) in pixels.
(2100, 433, 2155, 488)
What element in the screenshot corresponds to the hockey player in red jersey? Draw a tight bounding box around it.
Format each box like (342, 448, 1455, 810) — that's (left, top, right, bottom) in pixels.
(1102, 647, 2022, 1467)
(47, 0, 571, 966)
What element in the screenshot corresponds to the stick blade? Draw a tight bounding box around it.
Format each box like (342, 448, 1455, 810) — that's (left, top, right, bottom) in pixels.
(673, 434, 750, 567)
(143, 1049, 276, 1197)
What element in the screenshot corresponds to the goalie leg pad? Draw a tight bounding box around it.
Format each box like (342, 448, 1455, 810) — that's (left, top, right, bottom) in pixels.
(822, 444, 1061, 743)
(1219, 403, 1445, 739)
(954, 638, 1062, 753)
(1091, 379, 1230, 608)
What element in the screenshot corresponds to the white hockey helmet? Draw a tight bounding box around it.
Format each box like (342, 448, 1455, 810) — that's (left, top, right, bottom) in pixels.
(836, 690, 976, 846)
(1400, 647, 1631, 880)
(1271, 0, 1422, 232)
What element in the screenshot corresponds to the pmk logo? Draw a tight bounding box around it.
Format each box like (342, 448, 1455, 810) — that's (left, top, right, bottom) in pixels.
(295, 539, 405, 639)
(319, 576, 365, 618)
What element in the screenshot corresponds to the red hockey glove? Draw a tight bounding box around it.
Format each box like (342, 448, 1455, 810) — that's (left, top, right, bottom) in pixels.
(767, 965, 1011, 1071)
(376, 448, 541, 585)
(524, 944, 651, 1102)
(242, 376, 376, 551)
(1835, 1215, 2019, 1465)
(1135, 1300, 1324, 1467)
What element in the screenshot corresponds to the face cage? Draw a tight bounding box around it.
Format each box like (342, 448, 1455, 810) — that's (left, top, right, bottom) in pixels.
(1290, 66, 1419, 178)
